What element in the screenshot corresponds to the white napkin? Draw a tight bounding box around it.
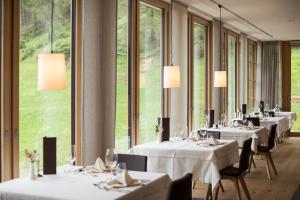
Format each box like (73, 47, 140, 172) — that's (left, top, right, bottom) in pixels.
(189, 130, 201, 141)
(105, 170, 143, 189)
(248, 121, 254, 130)
(233, 120, 241, 127)
(207, 137, 220, 145)
(86, 157, 108, 173)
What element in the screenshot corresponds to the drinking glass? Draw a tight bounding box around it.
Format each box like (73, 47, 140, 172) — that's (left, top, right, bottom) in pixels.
(105, 148, 117, 175)
(116, 162, 127, 176)
(199, 123, 207, 139)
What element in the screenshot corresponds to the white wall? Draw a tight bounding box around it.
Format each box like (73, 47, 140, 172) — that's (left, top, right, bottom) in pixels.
(170, 2, 188, 136)
(81, 0, 116, 165)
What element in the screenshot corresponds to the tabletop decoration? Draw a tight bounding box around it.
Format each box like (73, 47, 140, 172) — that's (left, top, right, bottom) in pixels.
(24, 149, 38, 180)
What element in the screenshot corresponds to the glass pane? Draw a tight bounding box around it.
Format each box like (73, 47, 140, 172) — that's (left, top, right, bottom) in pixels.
(115, 0, 129, 152)
(248, 44, 255, 112)
(291, 46, 300, 132)
(19, 0, 71, 176)
(227, 35, 237, 119)
(139, 2, 162, 143)
(192, 23, 206, 130)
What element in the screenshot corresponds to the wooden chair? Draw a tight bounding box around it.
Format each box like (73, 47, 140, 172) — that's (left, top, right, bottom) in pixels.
(216, 138, 252, 200)
(257, 124, 278, 180)
(117, 154, 147, 172)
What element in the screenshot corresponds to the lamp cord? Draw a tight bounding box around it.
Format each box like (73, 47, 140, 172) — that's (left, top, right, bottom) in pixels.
(170, 0, 173, 66)
(51, 0, 54, 53)
(219, 4, 222, 69)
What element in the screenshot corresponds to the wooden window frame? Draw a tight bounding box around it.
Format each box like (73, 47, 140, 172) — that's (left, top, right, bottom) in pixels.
(187, 13, 212, 132)
(224, 29, 240, 117)
(1, 0, 82, 180)
(129, 0, 170, 146)
(247, 39, 257, 112)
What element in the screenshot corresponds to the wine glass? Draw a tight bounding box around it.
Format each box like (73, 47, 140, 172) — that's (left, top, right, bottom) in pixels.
(116, 162, 127, 176)
(105, 148, 117, 175)
(199, 123, 207, 139)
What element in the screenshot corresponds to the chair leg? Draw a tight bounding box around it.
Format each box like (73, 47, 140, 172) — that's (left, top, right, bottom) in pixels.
(233, 178, 242, 200)
(214, 184, 220, 200)
(264, 153, 272, 180)
(248, 154, 256, 173)
(192, 181, 196, 189)
(267, 152, 278, 175)
(205, 184, 212, 200)
(219, 181, 225, 192)
(239, 176, 251, 200)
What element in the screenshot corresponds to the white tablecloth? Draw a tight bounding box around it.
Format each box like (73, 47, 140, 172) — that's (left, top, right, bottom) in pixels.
(129, 140, 239, 191)
(260, 117, 289, 139)
(275, 112, 297, 128)
(0, 171, 170, 200)
(206, 127, 268, 152)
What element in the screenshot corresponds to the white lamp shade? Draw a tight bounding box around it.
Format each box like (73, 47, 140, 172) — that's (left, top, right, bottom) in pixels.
(214, 71, 227, 87)
(38, 53, 66, 90)
(163, 66, 181, 88)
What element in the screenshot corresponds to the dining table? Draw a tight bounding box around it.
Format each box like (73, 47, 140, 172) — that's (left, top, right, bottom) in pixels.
(205, 126, 268, 152)
(0, 170, 171, 200)
(129, 139, 239, 193)
(275, 111, 297, 129)
(260, 116, 289, 140)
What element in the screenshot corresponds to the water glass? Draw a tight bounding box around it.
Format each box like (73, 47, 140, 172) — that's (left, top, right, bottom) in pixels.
(116, 162, 127, 176)
(105, 148, 117, 174)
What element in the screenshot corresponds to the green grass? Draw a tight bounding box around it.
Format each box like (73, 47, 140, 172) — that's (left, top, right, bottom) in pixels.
(19, 56, 71, 176)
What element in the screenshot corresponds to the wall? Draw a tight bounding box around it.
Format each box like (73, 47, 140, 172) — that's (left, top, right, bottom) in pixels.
(81, 0, 116, 165)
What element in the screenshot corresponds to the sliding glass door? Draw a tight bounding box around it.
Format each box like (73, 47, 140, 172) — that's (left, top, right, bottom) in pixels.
(138, 1, 164, 144)
(19, 0, 73, 176)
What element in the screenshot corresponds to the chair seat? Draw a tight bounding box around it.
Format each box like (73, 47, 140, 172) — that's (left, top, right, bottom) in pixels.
(220, 166, 242, 177)
(257, 145, 269, 152)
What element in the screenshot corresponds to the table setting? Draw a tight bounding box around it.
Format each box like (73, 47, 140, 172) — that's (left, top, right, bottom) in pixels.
(0, 149, 171, 200)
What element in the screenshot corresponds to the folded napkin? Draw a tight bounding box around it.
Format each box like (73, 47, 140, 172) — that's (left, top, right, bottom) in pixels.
(233, 120, 242, 127)
(189, 130, 201, 141)
(248, 121, 254, 130)
(104, 170, 143, 189)
(86, 157, 109, 173)
(207, 137, 220, 145)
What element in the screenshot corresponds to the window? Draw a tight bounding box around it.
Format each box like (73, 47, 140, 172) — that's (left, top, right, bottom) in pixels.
(225, 31, 239, 119)
(115, 0, 169, 148)
(247, 40, 257, 112)
(115, 0, 129, 152)
(19, 0, 73, 176)
(138, 1, 165, 144)
(188, 15, 210, 130)
(291, 46, 300, 132)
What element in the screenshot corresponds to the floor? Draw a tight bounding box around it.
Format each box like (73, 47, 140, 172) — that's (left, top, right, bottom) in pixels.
(193, 137, 300, 200)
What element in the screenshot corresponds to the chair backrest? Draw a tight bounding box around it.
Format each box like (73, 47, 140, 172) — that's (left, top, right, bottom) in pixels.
(166, 173, 193, 200)
(207, 131, 221, 139)
(247, 117, 260, 126)
(117, 154, 147, 172)
(267, 124, 277, 150)
(268, 111, 275, 117)
(239, 138, 252, 173)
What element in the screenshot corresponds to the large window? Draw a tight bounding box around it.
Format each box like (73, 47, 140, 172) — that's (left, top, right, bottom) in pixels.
(115, 0, 129, 152)
(226, 31, 239, 119)
(19, 0, 72, 176)
(188, 15, 210, 130)
(247, 40, 257, 112)
(291, 46, 300, 132)
(138, 2, 164, 144)
(115, 0, 168, 148)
